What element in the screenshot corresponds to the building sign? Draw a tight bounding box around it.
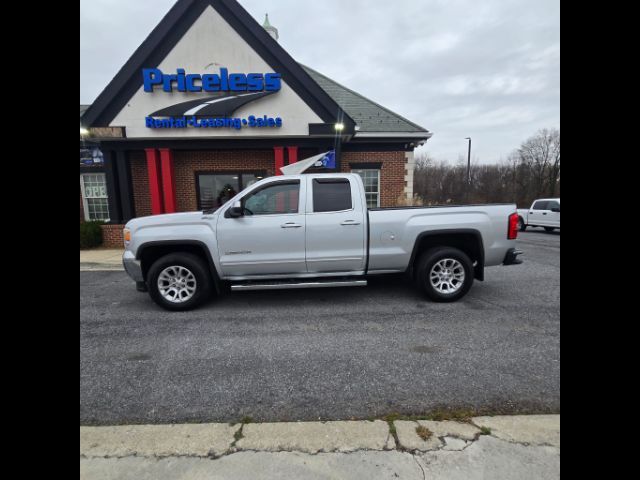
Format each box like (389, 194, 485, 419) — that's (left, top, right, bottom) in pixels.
(142, 68, 281, 92)
(143, 67, 283, 130)
(146, 115, 282, 130)
(80, 147, 104, 166)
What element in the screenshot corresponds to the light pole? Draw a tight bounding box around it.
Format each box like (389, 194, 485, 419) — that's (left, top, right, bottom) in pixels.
(465, 137, 471, 202)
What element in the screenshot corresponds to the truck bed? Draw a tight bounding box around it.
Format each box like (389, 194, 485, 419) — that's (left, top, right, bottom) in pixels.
(366, 203, 517, 273)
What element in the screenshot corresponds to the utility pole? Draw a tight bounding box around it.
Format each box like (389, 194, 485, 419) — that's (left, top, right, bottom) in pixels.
(465, 137, 471, 202)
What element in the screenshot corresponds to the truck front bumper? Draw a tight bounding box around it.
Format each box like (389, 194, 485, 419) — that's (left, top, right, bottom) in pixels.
(503, 248, 523, 265)
(123, 250, 144, 282)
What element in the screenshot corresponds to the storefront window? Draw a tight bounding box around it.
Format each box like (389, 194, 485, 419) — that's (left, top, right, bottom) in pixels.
(197, 172, 265, 210)
(352, 169, 380, 208)
(80, 173, 110, 221)
(80, 146, 104, 167)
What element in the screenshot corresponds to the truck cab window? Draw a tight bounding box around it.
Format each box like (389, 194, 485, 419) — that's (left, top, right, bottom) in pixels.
(242, 181, 299, 215)
(312, 179, 352, 212)
(532, 201, 548, 210)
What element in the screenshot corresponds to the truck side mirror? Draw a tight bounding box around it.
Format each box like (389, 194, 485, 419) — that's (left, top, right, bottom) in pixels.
(551, 207, 560, 212)
(227, 200, 243, 218)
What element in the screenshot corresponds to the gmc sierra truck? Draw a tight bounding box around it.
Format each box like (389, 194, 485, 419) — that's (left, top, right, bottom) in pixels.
(122, 173, 523, 310)
(517, 198, 560, 232)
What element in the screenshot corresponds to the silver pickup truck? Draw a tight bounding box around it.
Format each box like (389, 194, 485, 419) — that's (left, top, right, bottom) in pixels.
(122, 173, 522, 310)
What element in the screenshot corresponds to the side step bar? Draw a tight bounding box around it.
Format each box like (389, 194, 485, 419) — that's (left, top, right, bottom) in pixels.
(231, 279, 367, 292)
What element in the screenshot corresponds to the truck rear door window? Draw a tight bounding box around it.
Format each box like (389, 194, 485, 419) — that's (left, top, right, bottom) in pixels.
(312, 179, 352, 212)
(532, 201, 549, 210)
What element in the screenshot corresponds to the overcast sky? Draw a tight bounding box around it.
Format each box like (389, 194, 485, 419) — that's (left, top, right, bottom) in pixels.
(80, 0, 559, 164)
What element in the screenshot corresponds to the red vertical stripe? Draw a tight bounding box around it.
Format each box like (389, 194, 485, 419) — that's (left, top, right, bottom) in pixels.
(274, 146, 285, 176)
(159, 148, 177, 213)
(145, 148, 163, 215)
(287, 146, 298, 165)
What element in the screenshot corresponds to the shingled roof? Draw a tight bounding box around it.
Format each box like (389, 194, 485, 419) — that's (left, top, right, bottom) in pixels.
(301, 65, 429, 135)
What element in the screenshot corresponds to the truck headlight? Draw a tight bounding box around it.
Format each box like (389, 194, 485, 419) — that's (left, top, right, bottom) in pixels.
(123, 228, 131, 245)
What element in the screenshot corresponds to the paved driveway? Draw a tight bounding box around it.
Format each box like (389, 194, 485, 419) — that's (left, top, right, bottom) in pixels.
(80, 230, 559, 425)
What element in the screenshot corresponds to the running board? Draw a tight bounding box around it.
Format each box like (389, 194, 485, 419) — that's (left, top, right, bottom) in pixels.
(231, 279, 367, 291)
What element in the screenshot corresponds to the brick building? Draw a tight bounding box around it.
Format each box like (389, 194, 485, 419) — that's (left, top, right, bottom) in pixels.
(80, 0, 431, 247)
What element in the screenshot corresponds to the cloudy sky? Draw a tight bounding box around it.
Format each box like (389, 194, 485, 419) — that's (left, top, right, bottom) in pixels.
(80, 0, 559, 164)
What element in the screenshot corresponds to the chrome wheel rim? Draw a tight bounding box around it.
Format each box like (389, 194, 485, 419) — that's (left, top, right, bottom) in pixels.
(157, 266, 197, 303)
(430, 258, 465, 294)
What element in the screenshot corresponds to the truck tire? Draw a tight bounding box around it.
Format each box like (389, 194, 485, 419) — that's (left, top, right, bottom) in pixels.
(415, 247, 474, 302)
(544, 227, 555, 232)
(147, 253, 212, 311)
(518, 217, 527, 231)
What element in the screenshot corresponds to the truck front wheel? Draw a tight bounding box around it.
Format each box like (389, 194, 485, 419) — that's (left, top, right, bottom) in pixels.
(147, 253, 212, 311)
(416, 247, 474, 302)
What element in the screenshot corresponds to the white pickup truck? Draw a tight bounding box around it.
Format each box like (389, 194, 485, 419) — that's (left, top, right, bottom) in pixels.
(517, 198, 560, 232)
(122, 173, 523, 310)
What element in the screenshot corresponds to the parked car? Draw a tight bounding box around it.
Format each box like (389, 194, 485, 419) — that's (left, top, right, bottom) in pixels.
(516, 198, 560, 232)
(122, 173, 523, 310)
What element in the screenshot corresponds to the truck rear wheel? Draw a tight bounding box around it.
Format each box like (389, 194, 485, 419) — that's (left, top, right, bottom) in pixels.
(147, 253, 212, 311)
(416, 247, 474, 302)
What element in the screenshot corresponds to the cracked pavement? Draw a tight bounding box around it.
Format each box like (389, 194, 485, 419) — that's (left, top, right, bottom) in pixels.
(80, 415, 559, 479)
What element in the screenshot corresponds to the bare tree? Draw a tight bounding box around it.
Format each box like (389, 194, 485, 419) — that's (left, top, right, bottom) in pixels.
(517, 128, 560, 198)
(412, 128, 560, 208)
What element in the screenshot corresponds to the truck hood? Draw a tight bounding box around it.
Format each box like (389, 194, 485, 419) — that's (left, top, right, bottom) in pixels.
(125, 211, 213, 231)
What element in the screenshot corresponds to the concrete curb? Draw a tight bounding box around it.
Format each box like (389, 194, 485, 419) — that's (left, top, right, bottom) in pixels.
(80, 265, 124, 271)
(80, 249, 125, 271)
(80, 415, 559, 459)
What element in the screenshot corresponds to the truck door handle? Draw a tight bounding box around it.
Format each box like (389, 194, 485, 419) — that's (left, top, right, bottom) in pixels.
(281, 222, 302, 228)
(542, 212, 547, 215)
(340, 220, 361, 226)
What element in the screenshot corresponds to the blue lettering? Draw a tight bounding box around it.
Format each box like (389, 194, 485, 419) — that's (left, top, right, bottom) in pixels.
(246, 73, 263, 91)
(219, 68, 229, 91)
(176, 69, 186, 91)
(162, 74, 176, 92)
(145, 115, 282, 129)
(185, 74, 201, 91)
(201, 74, 220, 91)
(228, 73, 247, 90)
(142, 68, 162, 92)
(142, 68, 281, 93)
(264, 73, 281, 91)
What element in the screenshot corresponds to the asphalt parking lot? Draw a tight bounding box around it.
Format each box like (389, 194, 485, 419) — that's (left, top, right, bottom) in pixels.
(80, 229, 559, 425)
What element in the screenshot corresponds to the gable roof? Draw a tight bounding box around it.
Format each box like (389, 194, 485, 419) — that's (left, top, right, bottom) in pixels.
(81, 0, 430, 139)
(81, 0, 356, 132)
(301, 65, 429, 135)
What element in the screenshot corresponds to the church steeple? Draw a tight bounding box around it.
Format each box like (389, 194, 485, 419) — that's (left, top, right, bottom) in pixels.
(262, 13, 279, 41)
